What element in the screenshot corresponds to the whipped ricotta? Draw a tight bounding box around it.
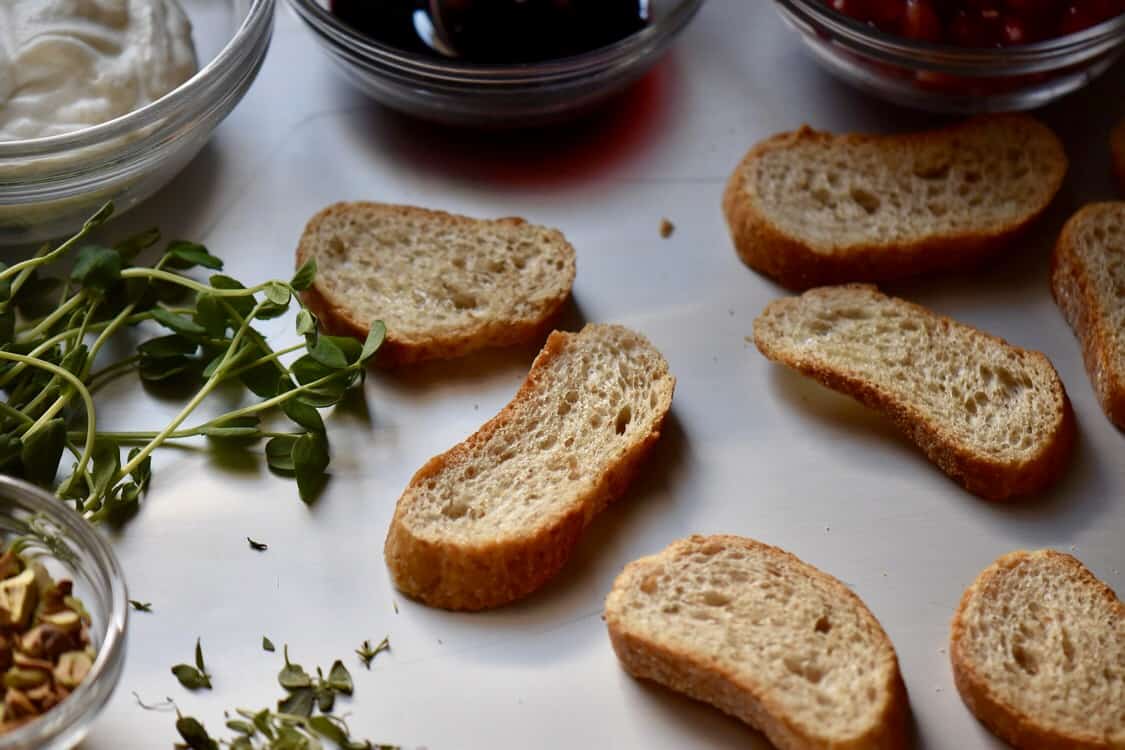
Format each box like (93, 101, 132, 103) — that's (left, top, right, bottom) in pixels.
(0, 0, 199, 142)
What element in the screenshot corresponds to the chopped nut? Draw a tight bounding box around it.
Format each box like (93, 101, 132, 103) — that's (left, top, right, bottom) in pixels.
(21, 624, 77, 661)
(38, 610, 80, 631)
(3, 667, 47, 690)
(25, 682, 60, 712)
(54, 652, 92, 689)
(3, 688, 36, 720)
(0, 552, 20, 581)
(0, 570, 37, 630)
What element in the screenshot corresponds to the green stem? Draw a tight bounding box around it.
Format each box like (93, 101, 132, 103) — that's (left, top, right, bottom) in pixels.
(120, 268, 274, 297)
(222, 343, 303, 383)
(114, 302, 265, 481)
(0, 203, 111, 284)
(203, 366, 356, 425)
(17, 293, 87, 343)
(0, 352, 96, 492)
(0, 402, 32, 427)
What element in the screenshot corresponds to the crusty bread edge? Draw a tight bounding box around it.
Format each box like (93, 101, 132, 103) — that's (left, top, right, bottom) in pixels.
(605, 535, 911, 750)
(1049, 203, 1125, 431)
(384, 326, 676, 611)
(949, 549, 1125, 750)
(722, 115, 1068, 291)
(296, 202, 577, 368)
(753, 285, 1076, 501)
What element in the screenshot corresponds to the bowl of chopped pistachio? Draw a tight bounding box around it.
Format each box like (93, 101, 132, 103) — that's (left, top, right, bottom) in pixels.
(0, 476, 127, 749)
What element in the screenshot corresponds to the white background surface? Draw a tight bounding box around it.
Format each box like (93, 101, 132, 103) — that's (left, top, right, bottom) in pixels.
(73, 1, 1125, 747)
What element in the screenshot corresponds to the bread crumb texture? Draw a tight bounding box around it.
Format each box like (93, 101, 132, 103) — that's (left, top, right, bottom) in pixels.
(297, 202, 575, 364)
(748, 116, 1062, 251)
(951, 550, 1125, 749)
(606, 535, 908, 750)
(385, 323, 675, 610)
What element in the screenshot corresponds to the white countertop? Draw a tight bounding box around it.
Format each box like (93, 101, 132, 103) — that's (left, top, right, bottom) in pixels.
(83, 2, 1125, 748)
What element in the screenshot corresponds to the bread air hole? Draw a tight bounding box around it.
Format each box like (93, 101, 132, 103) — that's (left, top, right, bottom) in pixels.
(784, 657, 824, 684)
(1012, 644, 1039, 676)
(701, 590, 730, 607)
(615, 406, 632, 435)
(849, 187, 881, 215)
(815, 616, 832, 634)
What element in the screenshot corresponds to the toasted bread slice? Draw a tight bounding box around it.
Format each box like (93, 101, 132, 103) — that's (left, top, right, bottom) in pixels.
(605, 535, 910, 750)
(753, 285, 1074, 500)
(384, 323, 675, 611)
(1113, 119, 1125, 193)
(723, 115, 1067, 290)
(296, 202, 576, 367)
(1051, 203, 1125, 430)
(950, 550, 1125, 750)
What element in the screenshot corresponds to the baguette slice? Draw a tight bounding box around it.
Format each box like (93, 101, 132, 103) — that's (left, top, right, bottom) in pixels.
(950, 550, 1125, 750)
(296, 202, 576, 367)
(1113, 119, 1124, 193)
(605, 535, 910, 750)
(1050, 203, 1125, 430)
(723, 115, 1067, 290)
(384, 323, 675, 611)
(753, 284, 1074, 500)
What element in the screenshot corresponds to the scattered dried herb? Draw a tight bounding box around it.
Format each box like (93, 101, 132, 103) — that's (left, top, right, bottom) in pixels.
(171, 638, 212, 691)
(355, 638, 389, 670)
(247, 537, 268, 552)
(129, 600, 152, 612)
(262, 637, 275, 653)
(172, 645, 397, 749)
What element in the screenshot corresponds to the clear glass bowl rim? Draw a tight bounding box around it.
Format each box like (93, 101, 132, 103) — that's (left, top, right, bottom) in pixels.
(287, 0, 706, 85)
(0, 475, 128, 749)
(774, 0, 1125, 72)
(0, 0, 275, 159)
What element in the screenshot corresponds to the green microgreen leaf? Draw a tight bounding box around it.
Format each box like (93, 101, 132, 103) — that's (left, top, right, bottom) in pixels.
(264, 282, 291, 306)
(129, 600, 153, 612)
(315, 684, 335, 714)
(21, 419, 66, 485)
(263, 636, 275, 652)
(226, 719, 256, 736)
(138, 334, 198, 359)
(265, 435, 299, 474)
(290, 259, 317, 292)
(292, 433, 329, 503)
(209, 275, 254, 318)
(281, 393, 325, 433)
(114, 226, 161, 260)
(360, 321, 387, 364)
(248, 537, 268, 551)
(201, 416, 262, 440)
(150, 308, 207, 337)
(296, 309, 316, 336)
(165, 240, 224, 270)
(71, 245, 123, 292)
(306, 337, 347, 371)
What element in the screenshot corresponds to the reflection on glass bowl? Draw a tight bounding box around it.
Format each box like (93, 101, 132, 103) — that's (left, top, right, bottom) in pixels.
(772, 0, 1125, 113)
(288, 0, 705, 127)
(0, 0, 275, 248)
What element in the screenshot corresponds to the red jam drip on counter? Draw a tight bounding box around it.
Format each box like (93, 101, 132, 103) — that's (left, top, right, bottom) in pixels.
(328, 0, 650, 63)
(824, 0, 1125, 46)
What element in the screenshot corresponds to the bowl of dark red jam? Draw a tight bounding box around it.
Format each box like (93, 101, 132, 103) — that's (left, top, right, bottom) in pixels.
(772, 0, 1125, 112)
(287, 0, 705, 126)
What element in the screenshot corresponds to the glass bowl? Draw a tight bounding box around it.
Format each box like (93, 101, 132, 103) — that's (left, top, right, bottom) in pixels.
(287, 0, 705, 127)
(772, 0, 1125, 113)
(0, 0, 276, 247)
(0, 476, 128, 750)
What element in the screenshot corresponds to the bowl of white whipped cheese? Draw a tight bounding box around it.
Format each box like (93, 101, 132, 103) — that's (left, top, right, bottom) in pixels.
(0, 0, 275, 246)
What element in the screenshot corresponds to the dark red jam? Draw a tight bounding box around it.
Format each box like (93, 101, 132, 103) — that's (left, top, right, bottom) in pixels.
(329, 0, 651, 63)
(824, 0, 1125, 46)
